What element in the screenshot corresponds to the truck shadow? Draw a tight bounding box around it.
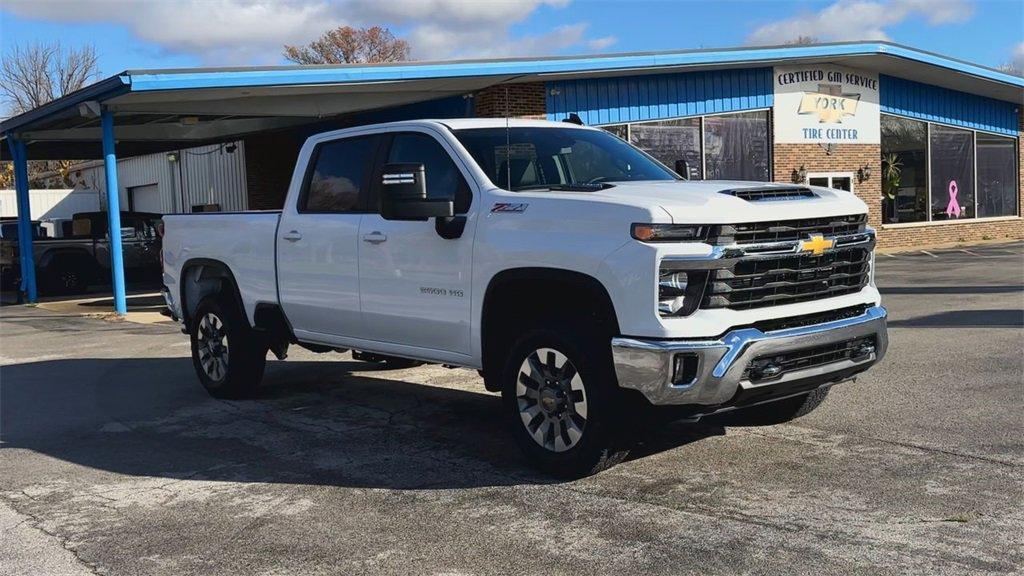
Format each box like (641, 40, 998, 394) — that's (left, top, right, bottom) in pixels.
(1, 357, 723, 489)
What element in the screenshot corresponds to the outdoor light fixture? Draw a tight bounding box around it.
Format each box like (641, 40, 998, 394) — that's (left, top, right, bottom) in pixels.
(858, 164, 872, 182)
(792, 165, 807, 183)
(224, 143, 237, 154)
(166, 152, 178, 163)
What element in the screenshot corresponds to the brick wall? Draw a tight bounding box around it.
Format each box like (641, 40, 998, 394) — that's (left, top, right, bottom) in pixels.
(773, 115, 1024, 249)
(243, 131, 305, 210)
(474, 83, 547, 119)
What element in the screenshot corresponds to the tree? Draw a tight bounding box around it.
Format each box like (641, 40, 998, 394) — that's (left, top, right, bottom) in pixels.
(0, 41, 100, 189)
(784, 36, 820, 46)
(283, 26, 411, 65)
(997, 63, 1022, 78)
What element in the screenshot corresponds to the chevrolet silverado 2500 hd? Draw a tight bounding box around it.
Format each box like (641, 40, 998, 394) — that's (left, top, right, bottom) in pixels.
(162, 118, 887, 477)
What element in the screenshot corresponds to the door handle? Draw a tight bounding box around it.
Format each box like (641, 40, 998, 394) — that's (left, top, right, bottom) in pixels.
(282, 230, 302, 242)
(362, 232, 387, 244)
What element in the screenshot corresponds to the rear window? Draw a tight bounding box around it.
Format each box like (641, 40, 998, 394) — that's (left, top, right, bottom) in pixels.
(301, 136, 378, 212)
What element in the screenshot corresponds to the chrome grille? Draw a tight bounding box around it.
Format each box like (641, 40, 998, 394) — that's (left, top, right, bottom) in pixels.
(743, 336, 877, 383)
(703, 246, 871, 310)
(713, 214, 866, 245)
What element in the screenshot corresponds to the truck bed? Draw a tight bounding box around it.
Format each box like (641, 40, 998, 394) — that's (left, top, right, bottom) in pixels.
(162, 211, 281, 323)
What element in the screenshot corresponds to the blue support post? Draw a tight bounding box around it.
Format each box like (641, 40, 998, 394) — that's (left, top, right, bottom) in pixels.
(6, 137, 38, 303)
(100, 109, 127, 315)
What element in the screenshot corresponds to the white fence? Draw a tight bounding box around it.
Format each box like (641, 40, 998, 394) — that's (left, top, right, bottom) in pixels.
(0, 189, 101, 220)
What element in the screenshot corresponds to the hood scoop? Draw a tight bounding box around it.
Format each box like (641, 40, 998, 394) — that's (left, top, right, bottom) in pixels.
(719, 186, 817, 202)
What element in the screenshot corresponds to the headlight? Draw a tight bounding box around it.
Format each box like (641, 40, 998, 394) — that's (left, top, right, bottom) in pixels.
(632, 224, 706, 242)
(658, 268, 708, 317)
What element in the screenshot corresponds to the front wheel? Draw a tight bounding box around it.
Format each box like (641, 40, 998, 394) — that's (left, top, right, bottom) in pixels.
(501, 327, 630, 478)
(189, 295, 267, 399)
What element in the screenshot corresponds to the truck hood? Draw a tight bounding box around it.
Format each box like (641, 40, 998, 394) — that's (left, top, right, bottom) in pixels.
(581, 180, 867, 224)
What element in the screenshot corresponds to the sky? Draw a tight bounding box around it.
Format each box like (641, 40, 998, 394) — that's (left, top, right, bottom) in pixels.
(0, 0, 1021, 79)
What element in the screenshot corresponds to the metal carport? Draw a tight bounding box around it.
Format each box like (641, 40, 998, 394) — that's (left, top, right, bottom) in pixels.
(4, 41, 1020, 314)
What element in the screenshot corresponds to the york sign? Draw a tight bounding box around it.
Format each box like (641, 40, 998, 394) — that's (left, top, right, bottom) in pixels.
(773, 65, 880, 145)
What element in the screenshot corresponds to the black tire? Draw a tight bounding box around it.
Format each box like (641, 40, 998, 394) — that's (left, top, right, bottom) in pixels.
(501, 325, 631, 478)
(189, 295, 267, 399)
(41, 255, 93, 295)
(727, 387, 831, 426)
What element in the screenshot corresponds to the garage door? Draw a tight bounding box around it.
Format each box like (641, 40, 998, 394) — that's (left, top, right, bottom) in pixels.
(129, 184, 162, 213)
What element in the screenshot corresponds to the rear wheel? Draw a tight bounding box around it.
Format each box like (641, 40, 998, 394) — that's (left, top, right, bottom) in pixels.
(190, 295, 267, 399)
(501, 326, 630, 478)
(41, 255, 93, 295)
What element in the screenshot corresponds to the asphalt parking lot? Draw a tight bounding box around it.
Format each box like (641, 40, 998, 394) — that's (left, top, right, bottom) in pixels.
(1, 242, 1022, 576)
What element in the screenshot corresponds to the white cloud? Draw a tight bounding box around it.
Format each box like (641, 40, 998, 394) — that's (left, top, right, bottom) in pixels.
(2, 0, 612, 64)
(1011, 42, 1024, 72)
(746, 0, 975, 45)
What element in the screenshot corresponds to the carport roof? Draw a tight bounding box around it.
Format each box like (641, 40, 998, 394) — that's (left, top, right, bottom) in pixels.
(3, 41, 1022, 160)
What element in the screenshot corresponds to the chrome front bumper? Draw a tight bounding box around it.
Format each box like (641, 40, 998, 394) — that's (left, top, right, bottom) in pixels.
(611, 305, 888, 406)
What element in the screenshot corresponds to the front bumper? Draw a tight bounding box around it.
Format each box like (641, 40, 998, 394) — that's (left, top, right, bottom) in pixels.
(611, 305, 887, 406)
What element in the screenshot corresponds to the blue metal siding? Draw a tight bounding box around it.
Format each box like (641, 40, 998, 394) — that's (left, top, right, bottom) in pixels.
(880, 74, 1019, 136)
(546, 68, 773, 125)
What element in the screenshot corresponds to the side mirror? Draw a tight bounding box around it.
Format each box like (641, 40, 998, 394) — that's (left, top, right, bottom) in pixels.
(674, 159, 690, 181)
(379, 163, 454, 221)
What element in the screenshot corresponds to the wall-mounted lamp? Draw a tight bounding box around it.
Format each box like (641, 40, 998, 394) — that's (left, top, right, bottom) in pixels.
(792, 165, 807, 183)
(857, 164, 872, 182)
(223, 143, 237, 154)
(166, 152, 178, 163)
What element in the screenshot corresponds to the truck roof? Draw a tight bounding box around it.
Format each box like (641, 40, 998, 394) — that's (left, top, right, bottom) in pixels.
(437, 118, 594, 131)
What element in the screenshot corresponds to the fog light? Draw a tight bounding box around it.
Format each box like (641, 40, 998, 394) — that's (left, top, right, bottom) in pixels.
(659, 271, 688, 315)
(672, 353, 700, 386)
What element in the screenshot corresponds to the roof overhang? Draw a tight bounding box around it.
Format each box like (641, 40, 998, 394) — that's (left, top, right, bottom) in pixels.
(3, 41, 1020, 161)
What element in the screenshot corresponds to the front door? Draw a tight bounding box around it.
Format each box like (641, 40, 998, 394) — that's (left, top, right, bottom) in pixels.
(357, 130, 476, 356)
(276, 134, 380, 341)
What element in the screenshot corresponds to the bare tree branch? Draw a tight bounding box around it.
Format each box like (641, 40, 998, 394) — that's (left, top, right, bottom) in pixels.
(283, 26, 411, 65)
(0, 41, 100, 188)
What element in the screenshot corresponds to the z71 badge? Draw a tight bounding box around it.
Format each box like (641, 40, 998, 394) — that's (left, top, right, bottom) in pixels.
(491, 202, 528, 213)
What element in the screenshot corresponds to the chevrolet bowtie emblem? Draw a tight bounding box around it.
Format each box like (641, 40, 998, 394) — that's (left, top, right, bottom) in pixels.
(800, 234, 834, 256)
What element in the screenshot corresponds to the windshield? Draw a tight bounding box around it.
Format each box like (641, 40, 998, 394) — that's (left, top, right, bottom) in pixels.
(453, 126, 678, 191)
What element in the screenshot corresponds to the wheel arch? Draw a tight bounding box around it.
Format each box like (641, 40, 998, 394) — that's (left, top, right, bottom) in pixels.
(178, 258, 248, 332)
(38, 247, 98, 270)
(480, 267, 620, 391)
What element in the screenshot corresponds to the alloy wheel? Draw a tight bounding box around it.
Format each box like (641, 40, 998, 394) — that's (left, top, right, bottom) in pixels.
(196, 312, 230, 382)
(516, 347, 588, 452)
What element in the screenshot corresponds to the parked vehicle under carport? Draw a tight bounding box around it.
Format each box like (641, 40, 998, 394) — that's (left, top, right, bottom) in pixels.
(0, 211, 163, 295)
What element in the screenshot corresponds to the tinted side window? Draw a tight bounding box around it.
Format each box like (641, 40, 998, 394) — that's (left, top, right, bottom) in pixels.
(302, 136, 377, 212)
(387, 133, 471, 213)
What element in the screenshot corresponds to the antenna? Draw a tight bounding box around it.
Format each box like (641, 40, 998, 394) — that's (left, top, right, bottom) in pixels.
(505, 85, 512, 192)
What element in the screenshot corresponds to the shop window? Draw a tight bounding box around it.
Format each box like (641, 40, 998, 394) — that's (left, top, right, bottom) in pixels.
(704, 111, 770, 181)
(881, 115, 928, 224)
(930, 125, 975, 221)
(628, 118, 702, 179)
(976, 133, 1018, 217)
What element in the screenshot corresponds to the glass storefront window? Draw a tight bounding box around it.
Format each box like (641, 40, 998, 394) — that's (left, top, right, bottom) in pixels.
(627, 118, 702, 179)
(881, 115, 929, 224)
(704, 111, 770, 181)
(976, 133, 1018, 217)
(930, 125, 975, 221)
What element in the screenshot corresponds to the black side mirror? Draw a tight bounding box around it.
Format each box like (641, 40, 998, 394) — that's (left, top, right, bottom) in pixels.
(674, 159, 690, 181)
(379, 163, 454, 221)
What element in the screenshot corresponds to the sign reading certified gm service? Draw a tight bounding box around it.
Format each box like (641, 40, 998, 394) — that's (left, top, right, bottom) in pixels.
(773, 65, 880, 144)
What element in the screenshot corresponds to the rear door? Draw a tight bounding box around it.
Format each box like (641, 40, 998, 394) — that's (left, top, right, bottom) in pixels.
(357, 129, 476, 356)
(276, 134, 381, 340)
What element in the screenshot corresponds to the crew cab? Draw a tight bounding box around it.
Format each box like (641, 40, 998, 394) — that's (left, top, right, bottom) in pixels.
(162, 119, 887, 477)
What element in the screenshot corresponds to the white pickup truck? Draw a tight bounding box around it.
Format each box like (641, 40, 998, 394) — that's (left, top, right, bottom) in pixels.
(162, 118, 887, 477)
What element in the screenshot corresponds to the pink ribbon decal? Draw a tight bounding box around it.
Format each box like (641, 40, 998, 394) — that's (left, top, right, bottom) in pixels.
(946, 180, 961, 218)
